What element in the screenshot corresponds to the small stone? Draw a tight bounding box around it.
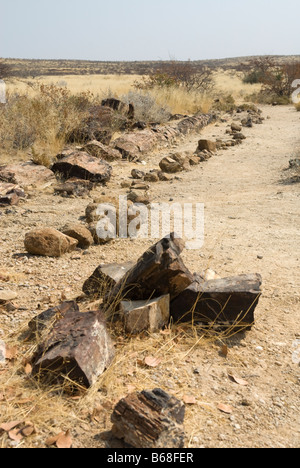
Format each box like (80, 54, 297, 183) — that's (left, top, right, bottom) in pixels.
(62, 224, 94, 249)
(0, 290, 18, 304)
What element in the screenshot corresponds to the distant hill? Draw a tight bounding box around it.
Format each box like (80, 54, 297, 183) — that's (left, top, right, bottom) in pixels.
(2, 55, 300, 78)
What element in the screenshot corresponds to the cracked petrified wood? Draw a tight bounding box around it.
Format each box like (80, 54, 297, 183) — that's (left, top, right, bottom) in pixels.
(110, 388, 186, 448)
(106, 233, 193, 306)
(31, 306, 114, 387)
(171, 273, 262, 329)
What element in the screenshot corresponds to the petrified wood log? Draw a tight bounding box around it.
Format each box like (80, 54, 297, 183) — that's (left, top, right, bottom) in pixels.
(170, 273, 262, 329)
(82, 262, 135, 298)
(28, 301, 79, 335)
(31, 307, 114, 387)
(107, 233, 193, 305)
(110, 388, 185, 448)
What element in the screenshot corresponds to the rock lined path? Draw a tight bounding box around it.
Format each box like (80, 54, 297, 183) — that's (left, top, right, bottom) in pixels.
(0, 105, 299, 448)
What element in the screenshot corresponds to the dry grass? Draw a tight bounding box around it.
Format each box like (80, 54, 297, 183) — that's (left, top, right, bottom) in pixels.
(213, 69, 262, 103)
(0, 294, 253, 448)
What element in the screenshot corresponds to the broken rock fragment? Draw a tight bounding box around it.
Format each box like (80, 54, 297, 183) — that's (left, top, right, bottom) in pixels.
(83, 262, 134, 299)
(109, 388, 185, 448)
(120, 295, 170, 334)
(61, 224, 94, 249)
(0, 162, 55, 188)
(171, 273, 262, 329)
(107, 233, 193, 306)
(28, 301, 79, 335)
(197, 139, 217, 153)
(51, 152, 112, 184)
(81, 140, 122, 161)
(31, 307, 115, 387)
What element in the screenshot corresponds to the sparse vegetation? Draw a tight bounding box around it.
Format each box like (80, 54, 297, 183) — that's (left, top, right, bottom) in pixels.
(0, 85, 98, 158)
(122, 90, 171, 123)
(134, 60, 214, 94)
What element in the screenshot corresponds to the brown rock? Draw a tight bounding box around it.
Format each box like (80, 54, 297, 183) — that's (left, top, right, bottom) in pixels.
(0, 290, 18, 304)
(157, 171, 173, 181)
(107, 233, 193, 306)
(144, 172, 159, 183)
(83, 262, 135, 298)
(197, 139, 217, 153)
(231, 122, 242, 132)
(24, 228, 78, 257)
(171, 273, 262, 329)
(28, 301, 79, 335)
(127, 191, 151, 205)
(53, 178, 93, 197)
(82, 140, 121, 161)
(31, 307, 115, 387)
(62, 224, 94, 249)
(159, 157, 183, 174)
(66, 105, 114, 145)
(131, 181, 150, 190)
(51, 152, 112, 184)
(131, 169, 145, 180)
(109, 389, 185, 448)
(120, 295, 170, 334)
(233, 132, 246, 140)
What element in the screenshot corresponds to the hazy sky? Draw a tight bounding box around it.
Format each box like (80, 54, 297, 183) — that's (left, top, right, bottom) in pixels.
(1, 0, 299, 61)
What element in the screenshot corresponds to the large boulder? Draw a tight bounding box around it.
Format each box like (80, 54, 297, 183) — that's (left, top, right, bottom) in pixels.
(24, 227, 78, 257)
(51, 152, 112, 184)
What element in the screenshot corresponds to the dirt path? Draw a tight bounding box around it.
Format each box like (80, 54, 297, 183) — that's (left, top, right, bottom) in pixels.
(0, 105, 299, 448)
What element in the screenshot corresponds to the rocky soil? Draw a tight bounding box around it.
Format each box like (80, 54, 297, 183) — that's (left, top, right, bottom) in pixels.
(0, 104, 299, 448)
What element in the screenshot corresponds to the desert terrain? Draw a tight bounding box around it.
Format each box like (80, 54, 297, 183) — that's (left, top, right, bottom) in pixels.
(0, 63, 299, 449)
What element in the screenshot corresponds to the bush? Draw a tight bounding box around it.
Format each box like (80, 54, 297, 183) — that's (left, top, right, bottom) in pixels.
(122, 90, 171, 123)
(243, 70, 265, 84)
(0, 85, 96, 155)
(0, 60, 11, 79)
(246, 91, 291, 105)
(212, 94, 236, 113)
(242, 57, 300, 99)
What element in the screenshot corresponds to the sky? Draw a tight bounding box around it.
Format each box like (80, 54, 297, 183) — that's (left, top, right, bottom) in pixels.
(1, 0, 299, 61)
